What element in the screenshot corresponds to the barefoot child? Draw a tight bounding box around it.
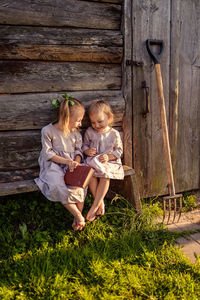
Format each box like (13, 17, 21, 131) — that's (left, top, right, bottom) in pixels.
(35, 95, 86, 230)
(83, 100, 124, 221)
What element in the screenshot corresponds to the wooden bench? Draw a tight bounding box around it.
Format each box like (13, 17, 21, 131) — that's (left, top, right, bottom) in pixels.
(0, 166, 141, 212)
(0, 91, 142, 212)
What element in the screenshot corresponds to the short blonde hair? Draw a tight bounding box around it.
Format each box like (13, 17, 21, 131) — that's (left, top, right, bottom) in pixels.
(58, 98, 85, 135)
(88, 100, 113, 125)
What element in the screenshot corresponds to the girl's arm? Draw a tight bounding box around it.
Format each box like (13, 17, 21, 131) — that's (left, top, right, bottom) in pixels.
(50, 155, 80, 171)
(50, 155, 72, 165)
(74, 132, 83, 162)
(98, 153, 117, 163)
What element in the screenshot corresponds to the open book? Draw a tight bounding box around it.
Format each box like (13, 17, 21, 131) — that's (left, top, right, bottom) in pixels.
(64, 165, 95, 189)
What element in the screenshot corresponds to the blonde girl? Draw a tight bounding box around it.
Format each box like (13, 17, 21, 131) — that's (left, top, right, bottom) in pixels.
(83, 100, 124, 221)
(35, 96, 86, 230)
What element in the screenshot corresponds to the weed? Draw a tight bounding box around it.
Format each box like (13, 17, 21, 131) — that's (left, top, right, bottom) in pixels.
(182, 194, 197, 212)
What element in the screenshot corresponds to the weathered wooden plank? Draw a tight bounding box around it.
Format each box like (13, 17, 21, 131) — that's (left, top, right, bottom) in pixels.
(0, 61, 121, 93)
(169, 0, 181, 180)
(0, 169, 39, 183)
(174, 0, 200, 191)
(0, 45, 122, 63)
(0, 0, 121, 30)
(81, 0, 122, 3)
(122, 0, 133, 167)
(0, 91, 124, 130)
(0, 26, 122, 47)
(0, 131, 41, 170)
(0, 180, 39, 196)
(0, 26, 122, 63)
(131, 0, 171, 197)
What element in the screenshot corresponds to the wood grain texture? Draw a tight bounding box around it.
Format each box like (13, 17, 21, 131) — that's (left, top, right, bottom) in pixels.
(122, 0, 133, 167)
(0, 180, 39, 196)
(0, 131, 41, 170)
(0, 26, 122, 63)
(0, 61, 121, 93)
(0, 0, 121, 29)
(0, 91, 125, 130)
(169, 0, 181, 180)
(81, 0, 122, 3)
(174, 0, 200, 191)
(0, 169, 39, 183)
(131, 0, 170, 197)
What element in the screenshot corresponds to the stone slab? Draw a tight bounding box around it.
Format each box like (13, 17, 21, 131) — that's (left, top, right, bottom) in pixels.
(176, 236, 200, 263)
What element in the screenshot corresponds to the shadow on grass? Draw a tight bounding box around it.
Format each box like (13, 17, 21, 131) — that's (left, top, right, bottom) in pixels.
(0, 192, 200, 299)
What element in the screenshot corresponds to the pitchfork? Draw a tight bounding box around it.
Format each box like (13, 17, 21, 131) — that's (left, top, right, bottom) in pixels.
(146, 39, 182, 224)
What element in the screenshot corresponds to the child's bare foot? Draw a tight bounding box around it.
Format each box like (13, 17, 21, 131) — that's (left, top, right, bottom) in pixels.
(96, 202, 105, 216)
(86, 207, 97, 221)
(72, 215, 85, 230)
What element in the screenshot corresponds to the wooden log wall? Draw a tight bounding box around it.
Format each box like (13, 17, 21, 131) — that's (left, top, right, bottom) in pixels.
(0, 0, 125, 184)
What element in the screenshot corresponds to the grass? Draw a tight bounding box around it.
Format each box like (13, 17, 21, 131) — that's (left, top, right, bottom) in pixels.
(0, 192, 200, 299)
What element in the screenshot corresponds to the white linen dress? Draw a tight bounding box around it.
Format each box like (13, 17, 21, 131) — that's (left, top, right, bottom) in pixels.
(35, 123, 87, 204)
(83, 127, 124, 179)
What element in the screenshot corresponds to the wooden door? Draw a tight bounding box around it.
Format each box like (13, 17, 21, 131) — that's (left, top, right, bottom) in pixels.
(124, 0, 200, 198)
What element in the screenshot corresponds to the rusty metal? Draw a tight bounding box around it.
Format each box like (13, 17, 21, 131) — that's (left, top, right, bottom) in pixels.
(162, 194, 183, 224)
(126, 60, 144, 67)
(141, 80, 150, 116)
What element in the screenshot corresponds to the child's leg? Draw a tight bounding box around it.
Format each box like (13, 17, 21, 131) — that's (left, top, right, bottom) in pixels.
(86, 178, 110, 221)
(89, 176, 98, 198)
(63, 203, 85, 230)
(96, 201, 105, 216)
(89, 176, 104, 216)
(72, 201, 85, 230)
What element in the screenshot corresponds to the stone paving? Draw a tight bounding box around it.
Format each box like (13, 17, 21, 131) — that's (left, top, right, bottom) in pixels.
(167, 209, 200, 263)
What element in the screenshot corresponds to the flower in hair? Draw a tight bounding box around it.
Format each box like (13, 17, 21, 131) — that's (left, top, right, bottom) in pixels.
(51, 98, 60, 109)
(51, 93, 74, 109)
(61, 93, 74, 106)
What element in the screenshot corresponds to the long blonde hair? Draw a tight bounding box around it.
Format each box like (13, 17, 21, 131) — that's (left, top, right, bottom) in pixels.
(58, 98, 85, 135)
(88, 100, 114, 125)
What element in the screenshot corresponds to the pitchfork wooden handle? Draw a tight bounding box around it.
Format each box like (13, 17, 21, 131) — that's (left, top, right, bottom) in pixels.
(154, 64, 175, 195)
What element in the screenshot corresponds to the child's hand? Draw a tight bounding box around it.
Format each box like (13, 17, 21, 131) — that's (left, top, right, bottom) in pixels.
(69, 161, 80, 172)
(84, 148, 97, 157)
(99, 154, 109, 163)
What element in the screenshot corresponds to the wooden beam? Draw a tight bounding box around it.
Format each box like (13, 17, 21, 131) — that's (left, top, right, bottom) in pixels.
(0, 26, 123, 46)
(0, 180, 39, 196)
(0, 169, 39, 183)
(0, 131, 41, 170)
(0, 61, 121, 93)
(122, 0, 133, 167)
(0, 26, 122, 63)
(0, 90, 125, 130)
(81, 0, 123, 3)
(0, 0, 121, 30)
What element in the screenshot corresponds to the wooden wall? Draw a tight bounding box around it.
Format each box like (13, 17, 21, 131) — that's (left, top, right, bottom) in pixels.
(128, 0, 200, 197)
(0, 0, 125, 184)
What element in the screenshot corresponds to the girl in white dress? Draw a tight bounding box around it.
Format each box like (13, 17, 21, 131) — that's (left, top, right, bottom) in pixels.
(35, 96, 86, 230)
(83, 100, 124, 221)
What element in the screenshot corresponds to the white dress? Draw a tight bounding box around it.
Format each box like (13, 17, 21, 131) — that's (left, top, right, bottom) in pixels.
(35, 123, 87, 205)
(83, 127, 124, 179)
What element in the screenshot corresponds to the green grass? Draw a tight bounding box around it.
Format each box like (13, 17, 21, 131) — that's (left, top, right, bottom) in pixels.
(0, 192, 200, 299)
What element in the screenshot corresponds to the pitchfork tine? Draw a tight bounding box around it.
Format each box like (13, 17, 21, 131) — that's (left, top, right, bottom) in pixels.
(177, 195, 182, 223)
(167, 198, 171, 224)
(163, 198, 166, 222)
(172, 197, 177, 223)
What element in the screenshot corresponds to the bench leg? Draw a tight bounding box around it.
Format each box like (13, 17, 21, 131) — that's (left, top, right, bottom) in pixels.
(124, 174, 142, 212)
(108, 174, 142, 213)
